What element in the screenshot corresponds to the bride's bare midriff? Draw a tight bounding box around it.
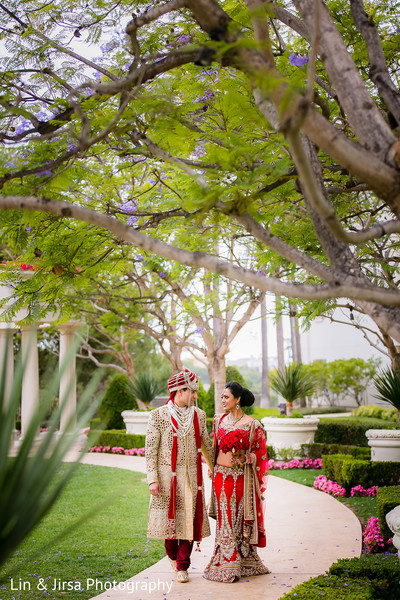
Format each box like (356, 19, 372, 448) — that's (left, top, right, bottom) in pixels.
(216, 449, 245, 467)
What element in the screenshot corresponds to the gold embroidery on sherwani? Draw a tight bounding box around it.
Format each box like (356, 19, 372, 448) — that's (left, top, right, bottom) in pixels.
(145, 405, 213, 540)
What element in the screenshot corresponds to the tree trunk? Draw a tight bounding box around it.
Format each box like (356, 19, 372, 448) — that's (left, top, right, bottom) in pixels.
(261, 297, 270, 408)
(290, 310, 305, 407)
(276, 297, 285, 373)
(213, 353, 226, 415)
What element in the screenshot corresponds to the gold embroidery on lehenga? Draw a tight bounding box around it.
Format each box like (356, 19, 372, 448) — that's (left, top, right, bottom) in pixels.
(204, 464, 269, 583)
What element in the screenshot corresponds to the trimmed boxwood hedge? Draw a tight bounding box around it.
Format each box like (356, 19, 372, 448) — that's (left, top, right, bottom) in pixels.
(322, 454, 400, 490)
(281, 554, 400, 599)
(87, 429, 146, 449)
(301, 443, 371, 460)
(315, 417, 397, 447)
(377, 485, 400, 541)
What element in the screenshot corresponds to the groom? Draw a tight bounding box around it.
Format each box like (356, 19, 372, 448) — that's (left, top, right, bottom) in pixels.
(145, 368, 213, 583)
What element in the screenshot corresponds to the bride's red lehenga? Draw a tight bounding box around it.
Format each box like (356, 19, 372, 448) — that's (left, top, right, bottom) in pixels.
(204, 414, 270, 583)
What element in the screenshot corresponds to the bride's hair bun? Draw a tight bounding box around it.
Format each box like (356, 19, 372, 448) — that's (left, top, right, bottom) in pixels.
(225, 381, 255, 407)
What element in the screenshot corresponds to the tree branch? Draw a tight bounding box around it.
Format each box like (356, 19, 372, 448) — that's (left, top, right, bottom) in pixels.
(350, 0, 400, 127)
(3, 195, 400, 312)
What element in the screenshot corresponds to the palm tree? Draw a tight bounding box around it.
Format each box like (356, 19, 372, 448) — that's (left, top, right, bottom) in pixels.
(131, 372, 166, 409)
(373, 367, 400, 425)
(270, 363, 315, 416)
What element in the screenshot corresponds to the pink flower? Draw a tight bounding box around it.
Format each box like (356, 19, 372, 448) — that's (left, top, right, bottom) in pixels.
(363, 517, 386, 553)
(313, 475, 346, 497)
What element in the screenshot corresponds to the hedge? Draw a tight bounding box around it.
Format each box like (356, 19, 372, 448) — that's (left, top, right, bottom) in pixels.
(281, 554, 400, 599)
(352, 405, 399, 423)
(323, 454, 400, 490)
(87, 430, 146, 449)
(315, 417, 397, 447)
(301, 443, 371, 460)
(98, 374, 137, 430)
(376, 485, 400, 541)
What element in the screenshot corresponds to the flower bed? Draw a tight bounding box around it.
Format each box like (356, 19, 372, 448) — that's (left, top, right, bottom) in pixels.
(268, 457, 322, 470)
(363, 516, 392, 553)
(89, 445, 145, 456)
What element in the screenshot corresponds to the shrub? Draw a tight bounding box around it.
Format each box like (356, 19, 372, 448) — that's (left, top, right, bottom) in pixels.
(206, 417, 213, 434)
(89, 417, 102, 430)
(302, 442, 371, 460)
(281, 554, 400, 599)
(329, 553, 400, 580)
(315, 417, 397, 446)
(266, 445, 276, 460)
(323, 454, 400, 490)
(376, 485, 400, 541)
(98, 374, 138, 430)
(197, 380, 213, 417)
(299, 406, 348, 415)
(87, 430, 146, 449)
(352, 405, 398, 423)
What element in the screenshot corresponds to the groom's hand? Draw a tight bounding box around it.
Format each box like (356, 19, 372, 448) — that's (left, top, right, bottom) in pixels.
(149, 482, 160, 496)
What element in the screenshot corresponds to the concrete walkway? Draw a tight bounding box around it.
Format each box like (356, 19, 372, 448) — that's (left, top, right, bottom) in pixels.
(63, 452, 362, 600)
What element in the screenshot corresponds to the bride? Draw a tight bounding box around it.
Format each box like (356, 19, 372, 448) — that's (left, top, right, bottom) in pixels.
(204, 381, 270, 583)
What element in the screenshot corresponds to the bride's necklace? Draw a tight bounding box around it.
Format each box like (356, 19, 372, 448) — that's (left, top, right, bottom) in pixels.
(229, 411, 244, 426)
(168, 401, 194, 438)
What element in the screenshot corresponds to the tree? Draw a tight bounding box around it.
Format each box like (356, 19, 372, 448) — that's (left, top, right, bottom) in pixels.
(64, 235, 265, 410)
(1, 1, 400, 359)
(302, 357, 381, 406)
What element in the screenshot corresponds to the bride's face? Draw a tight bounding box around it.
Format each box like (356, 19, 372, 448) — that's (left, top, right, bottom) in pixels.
(221, 387, 238, 412)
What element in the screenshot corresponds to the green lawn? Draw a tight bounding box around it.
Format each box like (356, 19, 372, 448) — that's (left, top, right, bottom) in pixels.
(270, 468, 320, 487)
(271, 468, 377, 524)
(0, 464, 164, 600)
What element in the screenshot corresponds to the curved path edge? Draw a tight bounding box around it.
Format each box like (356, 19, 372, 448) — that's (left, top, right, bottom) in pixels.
(63, 452, 362, 600)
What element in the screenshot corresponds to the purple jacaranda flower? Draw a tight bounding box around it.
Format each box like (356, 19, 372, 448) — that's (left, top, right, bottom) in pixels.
(159, 271, 167, 278)
(25, 226, 32, 232)
(35, 168, 52, 178)
(121, 200, 137, 214)
(195, 327, 205, 333)
(289, 53, 309, 67)
(15, 120, 32, 135)
(127, 215, 139, 226)
(67, 142, 78, 151)
(100, 40, 118, 54)
(36, 110, 51, 121)
(198, 90, 214, 102)
(193, 141, 206, 158)
(135, 254, 144, 261)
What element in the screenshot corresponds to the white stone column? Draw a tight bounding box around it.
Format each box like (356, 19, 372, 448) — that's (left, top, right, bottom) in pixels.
(21, 325, 40, 437)
(59, 323, 78, 432)
(0, 326, 15, 409)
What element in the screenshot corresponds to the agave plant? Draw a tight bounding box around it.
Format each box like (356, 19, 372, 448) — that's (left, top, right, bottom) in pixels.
(270, 363, 315, 416)
(0, 332, 99, 568)
(131, 372, 166, 408)
(373, 367, 400, 425)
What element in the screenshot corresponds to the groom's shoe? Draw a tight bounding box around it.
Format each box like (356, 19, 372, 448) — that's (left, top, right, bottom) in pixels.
(176, 570, 189, 583)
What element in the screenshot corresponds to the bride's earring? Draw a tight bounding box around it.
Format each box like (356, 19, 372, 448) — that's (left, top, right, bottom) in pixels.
(236, 403, 240, 410)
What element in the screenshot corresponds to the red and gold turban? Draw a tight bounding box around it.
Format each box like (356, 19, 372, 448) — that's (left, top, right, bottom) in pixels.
(167, 367, 199, 392)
